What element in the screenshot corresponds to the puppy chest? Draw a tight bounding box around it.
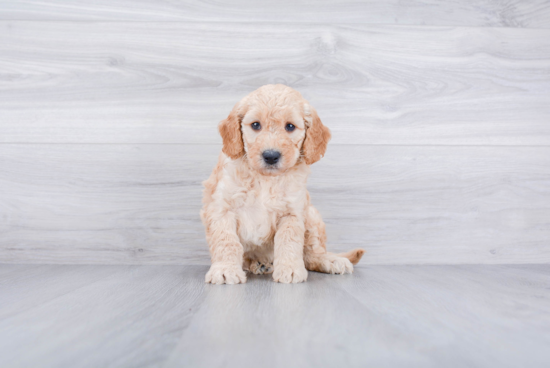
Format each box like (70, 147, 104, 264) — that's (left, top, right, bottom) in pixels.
(234, 192, 283, 247)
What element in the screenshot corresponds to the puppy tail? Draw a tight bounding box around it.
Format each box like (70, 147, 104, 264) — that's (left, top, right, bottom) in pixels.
(337, 248, 365, 265)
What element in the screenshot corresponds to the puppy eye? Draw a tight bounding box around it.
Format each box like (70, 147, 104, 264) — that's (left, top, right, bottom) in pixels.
(251, 122, 261, 131)
(285, 123, 295, 132)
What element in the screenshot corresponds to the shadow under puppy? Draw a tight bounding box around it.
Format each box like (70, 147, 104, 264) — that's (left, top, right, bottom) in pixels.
(201, 84, 364, 284)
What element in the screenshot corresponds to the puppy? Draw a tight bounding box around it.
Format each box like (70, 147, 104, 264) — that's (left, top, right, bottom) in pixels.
(201, 84, 364, 284)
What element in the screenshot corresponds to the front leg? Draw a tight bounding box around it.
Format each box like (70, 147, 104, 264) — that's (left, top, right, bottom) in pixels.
(273, 215, 308, 283)
(205, 211, 247, 285)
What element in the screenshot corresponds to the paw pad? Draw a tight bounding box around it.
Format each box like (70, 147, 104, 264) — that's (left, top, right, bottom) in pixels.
(249, 261, 274, 275)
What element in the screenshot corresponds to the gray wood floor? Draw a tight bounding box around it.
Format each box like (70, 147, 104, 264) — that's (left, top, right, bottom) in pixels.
(1, 0, 550, 27)
(0, 264, 549, 368)
(1, 22, 550, 146)
(1, 144, 549, 265)
(1, 1, 550, 264)
(1, 2, 550, 366)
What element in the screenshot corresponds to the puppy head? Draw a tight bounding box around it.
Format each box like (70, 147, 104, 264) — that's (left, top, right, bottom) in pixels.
(219, 84, 331, 175)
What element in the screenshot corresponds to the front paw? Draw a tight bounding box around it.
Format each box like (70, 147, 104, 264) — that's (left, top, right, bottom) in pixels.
(205, 262, 247, 285)
(273, 260, 308, 283)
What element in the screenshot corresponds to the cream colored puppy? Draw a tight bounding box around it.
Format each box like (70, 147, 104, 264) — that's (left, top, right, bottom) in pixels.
(201, 84, 364, 284)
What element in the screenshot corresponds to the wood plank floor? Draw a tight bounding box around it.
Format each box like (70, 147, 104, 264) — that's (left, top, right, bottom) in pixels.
(1, 22, 550, 145)
(1, 0, 550, 27)
(1, 0, 550, 264)
(0, 264, 549, 368)
(2, 144, 550, 265)
(1, 2, 549, 367)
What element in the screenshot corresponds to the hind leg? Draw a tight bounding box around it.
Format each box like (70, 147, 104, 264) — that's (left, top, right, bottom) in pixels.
(303, 205, 364, 275)
(306, 251, 353, 274)
(248, 260, 274, 275)
(243, 247, 274, 275)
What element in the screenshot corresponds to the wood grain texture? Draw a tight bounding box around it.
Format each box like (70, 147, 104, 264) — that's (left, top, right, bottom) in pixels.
(333, 265, 550, 368)
(1, 144, 549, 265)
(1, 0, 550, 28)
(166, 265, 550, 368)
(4, 264, 548, 368)
(1, 22, 550, 145)
(0, 265, 207, 368)
(0, 265, 121, 320)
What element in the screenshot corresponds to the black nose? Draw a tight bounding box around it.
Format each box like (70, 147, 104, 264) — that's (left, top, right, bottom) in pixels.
(262, 150, 281, 165)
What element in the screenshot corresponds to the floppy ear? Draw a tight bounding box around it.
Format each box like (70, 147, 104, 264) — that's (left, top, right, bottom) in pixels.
(302, 104, 331, 165)
(218, 101, 246, 160)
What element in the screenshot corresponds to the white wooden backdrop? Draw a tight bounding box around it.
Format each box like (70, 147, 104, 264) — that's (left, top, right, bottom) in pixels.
(1, 1, 549, 265)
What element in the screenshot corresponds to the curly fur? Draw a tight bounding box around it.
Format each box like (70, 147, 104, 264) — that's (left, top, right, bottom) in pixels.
(201, 84, 364, 284)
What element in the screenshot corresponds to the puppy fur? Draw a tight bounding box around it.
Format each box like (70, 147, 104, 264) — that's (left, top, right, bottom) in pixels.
(201, 84, 364, 284)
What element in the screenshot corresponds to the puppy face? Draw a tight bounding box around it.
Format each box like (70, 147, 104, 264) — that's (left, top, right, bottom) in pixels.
(241, 98, 306, 175)
(219, 84, 331, 175)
